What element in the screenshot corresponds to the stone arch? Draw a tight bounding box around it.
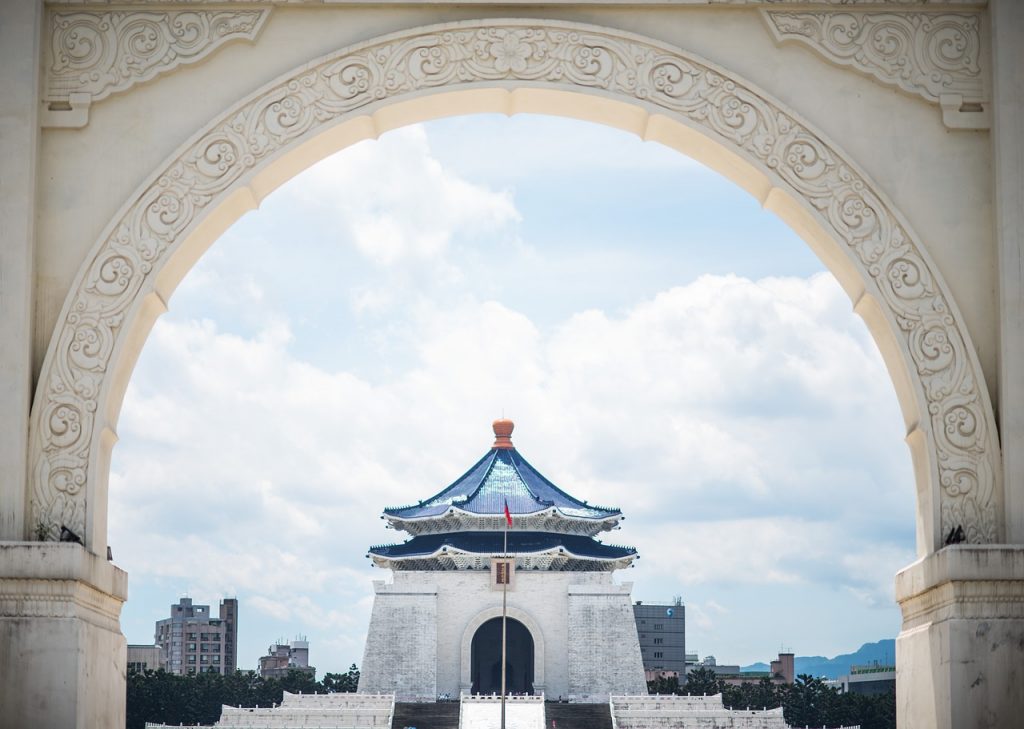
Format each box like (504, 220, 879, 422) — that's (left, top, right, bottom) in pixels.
(26, 18, 1002, 557)
(461, 605, 546, 693)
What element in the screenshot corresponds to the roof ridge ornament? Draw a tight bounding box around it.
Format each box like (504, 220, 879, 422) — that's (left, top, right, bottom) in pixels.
(492, 418, 515, 449)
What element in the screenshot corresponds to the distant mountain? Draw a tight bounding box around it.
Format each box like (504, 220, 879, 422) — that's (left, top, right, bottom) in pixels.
(741, 639, 896, 680)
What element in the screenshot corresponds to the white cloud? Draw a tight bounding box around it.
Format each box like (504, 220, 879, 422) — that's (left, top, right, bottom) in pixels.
(279, 125, 519, 266)
(111, 270, 914, 670)
(109, 117, 915, 671)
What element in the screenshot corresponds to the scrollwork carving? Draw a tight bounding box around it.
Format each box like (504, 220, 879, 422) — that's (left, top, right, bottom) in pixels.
(29, 20, 1000, 549)
(44, 9, 270, 126)
(763, 11, 986, 128)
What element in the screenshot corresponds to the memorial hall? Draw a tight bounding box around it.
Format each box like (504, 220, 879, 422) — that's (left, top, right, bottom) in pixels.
(358, 419, 648, 702)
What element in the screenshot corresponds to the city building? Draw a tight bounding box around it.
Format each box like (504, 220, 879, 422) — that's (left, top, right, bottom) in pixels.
(259, 638, 316, 679)
(633, 598, 685, 676)
(127, 644, 166, 673)
(155, 597, 238, 675)
(685, 652, 795, 687)
(358, 419, 647, 702)
(837, 662, 896, 695)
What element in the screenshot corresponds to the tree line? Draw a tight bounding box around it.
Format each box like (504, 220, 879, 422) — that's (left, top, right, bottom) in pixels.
(127, 665, 360, 729)
(648, 667, 895, 729)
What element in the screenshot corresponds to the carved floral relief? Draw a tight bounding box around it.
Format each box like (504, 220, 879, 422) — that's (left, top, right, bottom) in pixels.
(30, 21, 1000, 550)
(763, 11, 986, 127)
(45, 9, 269, 110)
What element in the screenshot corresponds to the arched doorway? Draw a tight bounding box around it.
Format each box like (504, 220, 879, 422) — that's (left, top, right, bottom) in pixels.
(471, 617, 535, 695)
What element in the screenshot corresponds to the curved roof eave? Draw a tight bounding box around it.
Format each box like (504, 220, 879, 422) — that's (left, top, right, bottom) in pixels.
(383, 504, 622, 523)
(368, 544, 636, 563)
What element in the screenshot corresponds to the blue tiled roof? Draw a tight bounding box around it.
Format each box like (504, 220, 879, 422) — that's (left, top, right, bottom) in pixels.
(383, 448, 620, 521)
(369, 531, 636, 560)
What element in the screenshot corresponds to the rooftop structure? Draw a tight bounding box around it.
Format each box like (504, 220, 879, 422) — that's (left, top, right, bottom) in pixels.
(368, 419, 637, 572)
(259, 639, 315, 680)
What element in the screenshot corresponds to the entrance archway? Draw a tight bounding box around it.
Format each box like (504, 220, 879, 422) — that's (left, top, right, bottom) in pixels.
(14, 16, 1018, 729)
(26, 19, 1001, 561)
(471, 617, 535, 695)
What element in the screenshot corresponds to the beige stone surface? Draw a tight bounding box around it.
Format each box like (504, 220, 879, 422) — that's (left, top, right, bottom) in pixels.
(1, 1, 1022, 726)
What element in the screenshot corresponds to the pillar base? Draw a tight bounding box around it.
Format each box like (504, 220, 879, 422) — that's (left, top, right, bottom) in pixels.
(895, 546, 1024, 729)
(0, 542, 127, 729)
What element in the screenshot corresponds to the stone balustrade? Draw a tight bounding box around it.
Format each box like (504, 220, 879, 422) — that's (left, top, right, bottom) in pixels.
(145, 692, 395, 729)
(609, 695, 860, 729)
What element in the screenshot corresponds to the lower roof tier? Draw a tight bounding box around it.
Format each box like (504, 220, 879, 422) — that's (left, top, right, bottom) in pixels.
(368, 530, 638, 572)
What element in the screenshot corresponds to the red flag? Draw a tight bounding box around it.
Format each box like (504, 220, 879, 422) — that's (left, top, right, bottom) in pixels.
(504, 499, 513, 527)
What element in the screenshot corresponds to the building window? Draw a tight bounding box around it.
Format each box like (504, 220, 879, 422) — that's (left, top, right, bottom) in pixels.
(654, 624, 664, 629)
(654, 638, 664, 645)
(654, 652, 663, 659)
(188, 643, 196, 651)
(213, 655, 220, 664)
(187, 656, 196, 664)
(200, 655, 209, 664)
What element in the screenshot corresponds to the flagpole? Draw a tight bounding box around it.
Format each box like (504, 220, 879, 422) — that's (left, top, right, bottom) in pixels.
(501, 511, 508, 729)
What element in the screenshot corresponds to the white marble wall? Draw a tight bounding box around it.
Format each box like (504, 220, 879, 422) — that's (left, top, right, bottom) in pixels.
(358, 579, 438, 701)
(567, 584, 649, 701)
(358, 570, 646, 702)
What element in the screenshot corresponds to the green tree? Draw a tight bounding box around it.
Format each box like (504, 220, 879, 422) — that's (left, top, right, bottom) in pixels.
(322, 664, 360, 693)
(681, 666, 721, 696)
(127, 665, 361, 729)
(646, 675, 681, 695)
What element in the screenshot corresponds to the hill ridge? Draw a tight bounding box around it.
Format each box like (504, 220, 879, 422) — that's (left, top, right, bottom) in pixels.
(740, 639, 895, 680)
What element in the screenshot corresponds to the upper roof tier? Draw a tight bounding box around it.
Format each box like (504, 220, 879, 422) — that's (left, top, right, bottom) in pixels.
(383, 420, 621, 529)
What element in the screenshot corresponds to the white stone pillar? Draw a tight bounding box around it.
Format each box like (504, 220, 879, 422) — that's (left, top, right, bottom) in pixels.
(0, 543, 128, 729)
(358, 578, 438, 701)
(992, 0, 1024, 543)
(566, 581, 647, 702)
(895, 547, 1024, 729)
(0, 0, 41, 541)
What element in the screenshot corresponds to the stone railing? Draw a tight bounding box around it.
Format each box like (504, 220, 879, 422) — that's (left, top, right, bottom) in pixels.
(145, 692, 395, 729)
(609, 695, 861, 729)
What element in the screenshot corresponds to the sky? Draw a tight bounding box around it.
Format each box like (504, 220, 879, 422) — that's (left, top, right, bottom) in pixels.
(108, 113, 916, 675)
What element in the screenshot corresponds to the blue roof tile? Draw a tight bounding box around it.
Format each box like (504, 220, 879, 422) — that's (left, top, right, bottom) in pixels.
(369, 531, 636, 560)
(383, 448, 620, 521)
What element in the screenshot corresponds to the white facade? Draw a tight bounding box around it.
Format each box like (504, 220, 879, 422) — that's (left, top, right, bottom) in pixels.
(358, 570, 647, 702)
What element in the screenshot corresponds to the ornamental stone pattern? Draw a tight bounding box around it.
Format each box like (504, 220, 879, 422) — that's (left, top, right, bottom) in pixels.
(45, 1, 989, 6)
(763, 11, 984, 105)
(45, 9, 269, 105)
(28, 19, 1000, 548)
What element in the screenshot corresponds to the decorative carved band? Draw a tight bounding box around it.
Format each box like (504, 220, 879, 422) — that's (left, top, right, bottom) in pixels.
(763, 11, 987, 128)
(898, 578, 1024, 629)
(28, 20, 1000, 552)
(42, 1, 989, 6)
(0, 578, 125, 633)
(44, 9, 270, 126)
